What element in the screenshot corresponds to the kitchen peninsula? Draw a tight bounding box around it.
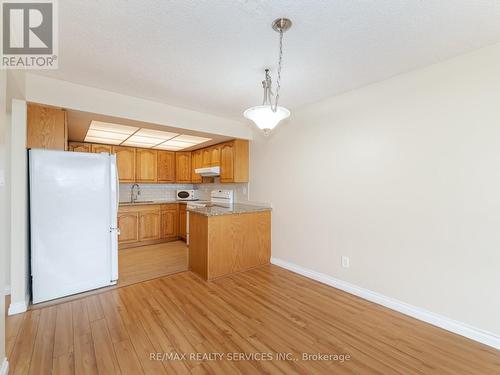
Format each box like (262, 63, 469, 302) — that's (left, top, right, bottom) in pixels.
(188, 204, 271, 280)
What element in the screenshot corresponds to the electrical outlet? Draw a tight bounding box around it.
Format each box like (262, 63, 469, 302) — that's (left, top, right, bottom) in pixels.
(341, 256, 350, 268)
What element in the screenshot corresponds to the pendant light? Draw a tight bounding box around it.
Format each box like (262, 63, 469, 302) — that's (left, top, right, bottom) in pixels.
(244, 18, 292, 135)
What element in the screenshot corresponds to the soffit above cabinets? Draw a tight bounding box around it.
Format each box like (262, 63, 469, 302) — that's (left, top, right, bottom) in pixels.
(84, 120, 212, 150)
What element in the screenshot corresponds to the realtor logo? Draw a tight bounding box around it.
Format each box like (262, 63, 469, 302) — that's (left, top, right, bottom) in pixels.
(1, 0, 58, 69)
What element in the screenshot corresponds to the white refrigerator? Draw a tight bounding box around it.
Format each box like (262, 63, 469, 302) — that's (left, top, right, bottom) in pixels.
(30, 149, 119, 304)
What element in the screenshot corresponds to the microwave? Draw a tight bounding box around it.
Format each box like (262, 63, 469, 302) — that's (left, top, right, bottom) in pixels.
(176, 189, 199, 201)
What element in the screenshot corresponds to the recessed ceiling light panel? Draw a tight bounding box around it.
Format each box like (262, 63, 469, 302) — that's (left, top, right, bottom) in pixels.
(173, 135, 211, 144)
(84, 121, 138, 144)
(83, 120, 213, 149)
(84, 136, 123, 145)
(134, 128, 178, 140)
(153, 144, 185, 151)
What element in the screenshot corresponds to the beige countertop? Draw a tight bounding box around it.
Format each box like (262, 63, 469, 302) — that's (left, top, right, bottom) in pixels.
(187, 203, 272, 217)
(119, 200, 187, 207)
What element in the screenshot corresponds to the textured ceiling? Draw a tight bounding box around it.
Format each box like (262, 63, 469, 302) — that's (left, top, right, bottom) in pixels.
(39, 0, 500, 120)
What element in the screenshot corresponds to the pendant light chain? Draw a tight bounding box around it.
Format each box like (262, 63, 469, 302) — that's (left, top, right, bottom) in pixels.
(272, 29, 284, 112)
(243, 17, 291, 134)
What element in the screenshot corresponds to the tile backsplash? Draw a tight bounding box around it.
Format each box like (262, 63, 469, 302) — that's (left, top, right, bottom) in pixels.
(197, 179, 249, 202)
(119, 180, 249, 203)
(119, 183, 193, 202)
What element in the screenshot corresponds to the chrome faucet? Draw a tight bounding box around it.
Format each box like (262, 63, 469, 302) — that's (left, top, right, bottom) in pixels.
(130, 183, 140, 203)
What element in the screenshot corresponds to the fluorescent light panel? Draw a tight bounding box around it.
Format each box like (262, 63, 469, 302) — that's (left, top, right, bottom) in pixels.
(134, 128, 178, 139)
(85, 121, 138, 144)
(83, 120, 212, 150)
(153, 144, 185, 151)
(174, 134, 212, 144)
(122, 136, 163, 147)
(84, 136, 123, 145)
(88, 121, 138, 134)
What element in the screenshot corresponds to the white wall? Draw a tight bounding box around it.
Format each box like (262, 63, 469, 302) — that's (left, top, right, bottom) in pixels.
(250, 42, 500, 339)
(9, 100, 29, 314)
(24, 73, 252, 139)
(0, 70, 9, 372)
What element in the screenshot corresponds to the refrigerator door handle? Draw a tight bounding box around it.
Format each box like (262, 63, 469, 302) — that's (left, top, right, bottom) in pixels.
(115, 164, 120, 207)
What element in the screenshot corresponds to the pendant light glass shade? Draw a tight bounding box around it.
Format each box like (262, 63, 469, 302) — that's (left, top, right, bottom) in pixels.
(243, 105, 290, 135)
(243, 18, 292, 135)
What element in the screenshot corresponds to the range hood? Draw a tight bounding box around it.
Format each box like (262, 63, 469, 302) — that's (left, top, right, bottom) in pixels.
(195, 166, 220, 177)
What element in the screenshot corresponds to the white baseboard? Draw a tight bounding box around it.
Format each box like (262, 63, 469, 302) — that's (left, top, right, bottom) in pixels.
(4, 286, 11, 295)
(0, 358, 8, 375)
(8, 297, 28, 315)
(271, 257, 500, 350)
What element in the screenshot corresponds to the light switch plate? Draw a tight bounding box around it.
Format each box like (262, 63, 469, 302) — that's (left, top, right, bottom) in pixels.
(341, 256, 350, 268)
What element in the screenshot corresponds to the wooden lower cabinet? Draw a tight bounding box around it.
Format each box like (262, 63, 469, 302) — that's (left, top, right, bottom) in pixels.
(179, 204, 187, 240)
(118, 203, 180, 248)
(117, 212, 139, 244)
(161, 205, 178, 239)
(139, 209, 160, 241)
(189, 210, 271, 280)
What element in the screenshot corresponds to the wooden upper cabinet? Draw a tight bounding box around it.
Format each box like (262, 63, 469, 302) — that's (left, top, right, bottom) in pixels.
(91, 144, 113, 154)
(202, 148, 211, 168)
(210, 145, 221, 166)
(27, 103, 67, 150)
(139, 210, 161, 241)
(191, 149, 203, 184)
(113, 146, 136, 182)
(176, 152, 191, 183)
(220, 140, 249, 183)
(68, 142, 91, 153)
(157, 151, 176, 183)
(136, 149, 157, 183)
(220, 142, 234, 182)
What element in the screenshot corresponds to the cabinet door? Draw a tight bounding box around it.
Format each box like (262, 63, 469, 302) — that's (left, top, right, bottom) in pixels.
(179, 210, 187, 239)
(202, 148, 211, 168)
(210, 145, 221, 166)
(136, 149, 158, 183)
(191, 150, 203, 184)
(91, 144, 113, 154)
(176, 152, 191, 183)
(157, 151, 176, 183)
(118, 212, 139, 244)
(68, 142, 91, 153)
(113, 146, 136, 182)
(161, 209, 178, 239)
(220, 142, 234, 182)
(27, 104, 67, 150)
(139, 210, 160, 241)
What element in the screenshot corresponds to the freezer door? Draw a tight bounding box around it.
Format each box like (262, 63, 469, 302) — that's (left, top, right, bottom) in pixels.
(30, 149, 114, 303)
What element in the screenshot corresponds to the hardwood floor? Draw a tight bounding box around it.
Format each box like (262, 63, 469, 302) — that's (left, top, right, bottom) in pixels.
(118, 241, 188, 287)
(29, 241, 188, 309)
(6, 265, 500, 374)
